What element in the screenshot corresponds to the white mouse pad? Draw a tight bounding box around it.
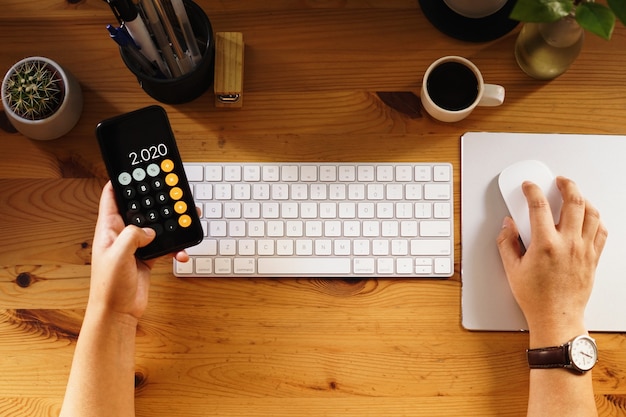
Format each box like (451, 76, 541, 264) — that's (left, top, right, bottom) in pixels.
(461, 132, 626, 331)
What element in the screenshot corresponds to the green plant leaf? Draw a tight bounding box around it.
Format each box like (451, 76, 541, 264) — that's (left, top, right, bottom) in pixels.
(608, 0, 626, 26)
(510, 0, 573, 22)
(576, 2, 615, 40)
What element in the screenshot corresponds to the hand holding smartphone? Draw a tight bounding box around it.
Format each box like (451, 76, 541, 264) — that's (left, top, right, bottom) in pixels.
(96, 105, 202, 259)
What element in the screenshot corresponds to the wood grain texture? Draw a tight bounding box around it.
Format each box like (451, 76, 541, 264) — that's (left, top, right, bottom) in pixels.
(1, 1, 626, 416)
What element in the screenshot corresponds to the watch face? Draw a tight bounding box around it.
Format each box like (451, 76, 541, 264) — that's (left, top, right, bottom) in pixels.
(569, 335, 598, 372)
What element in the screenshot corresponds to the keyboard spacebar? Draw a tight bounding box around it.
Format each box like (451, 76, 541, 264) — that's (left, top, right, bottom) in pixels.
(257, 258, 351, 275)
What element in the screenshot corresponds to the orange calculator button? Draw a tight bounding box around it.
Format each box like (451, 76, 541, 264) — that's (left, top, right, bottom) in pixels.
(169, 187, 183, 200)
(174, 201, 187, 214)
(178, 214, 192, 228)
(161, 159, 174, 173)
(165, 173, 179, 186)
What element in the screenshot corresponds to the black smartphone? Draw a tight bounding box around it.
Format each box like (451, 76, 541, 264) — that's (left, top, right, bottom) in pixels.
(96, 105, 203, 260)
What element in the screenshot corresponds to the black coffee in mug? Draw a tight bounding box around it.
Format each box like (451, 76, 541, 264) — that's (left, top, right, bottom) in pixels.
(426, 62, 479, 111)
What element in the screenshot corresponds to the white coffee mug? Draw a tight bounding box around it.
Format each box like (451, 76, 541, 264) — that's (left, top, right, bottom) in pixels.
(421, 56, 505, 123)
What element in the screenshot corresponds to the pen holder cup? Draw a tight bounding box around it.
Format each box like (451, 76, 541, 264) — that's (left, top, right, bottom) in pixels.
(119, 0, 214, 104)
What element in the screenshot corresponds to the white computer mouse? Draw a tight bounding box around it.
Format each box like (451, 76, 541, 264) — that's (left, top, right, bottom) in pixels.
(497, 160, 562, 248)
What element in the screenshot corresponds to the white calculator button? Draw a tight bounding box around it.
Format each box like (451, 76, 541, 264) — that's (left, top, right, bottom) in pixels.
(118, 172, 132, 186)
(146, 163, 160, 177)
(133, 167, 147, 181)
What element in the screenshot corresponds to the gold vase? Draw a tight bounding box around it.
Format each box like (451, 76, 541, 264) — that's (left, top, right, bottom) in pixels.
(514, 15, 584, 80)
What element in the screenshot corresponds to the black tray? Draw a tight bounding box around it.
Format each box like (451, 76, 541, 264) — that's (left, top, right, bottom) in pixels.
(419, 0, 519, 42)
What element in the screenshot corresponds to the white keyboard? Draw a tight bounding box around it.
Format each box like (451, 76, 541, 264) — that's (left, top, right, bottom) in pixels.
(174, 162, 454, 277)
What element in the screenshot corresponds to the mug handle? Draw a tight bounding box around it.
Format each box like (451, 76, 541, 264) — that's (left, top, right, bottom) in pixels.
(477, 84, 505, 107)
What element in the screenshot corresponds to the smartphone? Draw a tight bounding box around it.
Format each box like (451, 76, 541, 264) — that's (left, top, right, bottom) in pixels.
(96, 105, 203, 260)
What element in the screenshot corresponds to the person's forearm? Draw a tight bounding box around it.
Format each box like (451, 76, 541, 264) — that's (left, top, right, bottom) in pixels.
(527, 368, 596, 417)
(59, 306, 138, 417)
(526, 325, 598, 417)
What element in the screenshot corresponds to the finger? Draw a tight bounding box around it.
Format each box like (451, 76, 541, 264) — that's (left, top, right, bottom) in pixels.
(594, 221, 609, 259)
(112, 226, 156, 259)
(496, 217, 522, 271)
(581, 199, 608, 258)
(555, 176, 586, 237)
(93, 182, 126, 249)
(174, 250, 190, 263)
(581, 199, 602, 241)
(522, 181, 555, 241)
(98, 181, 120, 218)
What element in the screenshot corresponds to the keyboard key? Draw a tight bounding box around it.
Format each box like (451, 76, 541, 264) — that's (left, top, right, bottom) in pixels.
(415, 258, 433, 274)
(186, 239, 217, 256)
(206, 166, 222, 181)
(354, 258, 375, 274)
(301, 166, 317, 181)
(435, 258, 452, 274)
(234, 258, 255, 274)
(320, 166, 337, 181)
(357, 165, 375, 181)
(424, 183, 451, 200)
(214, 258, 232, 274)
(243, 165, 261, 181)
(282, 165, 299, 181)
(395, 165, 413, 181)
(194, 183, 212, 200)
(396, 258, 413, 274)
(420, 221, 451, 237)
(225, 166, 242, 181)
(175, 258, 194, 274)
(434, 165, 451, 182)
(338, 166, 356, 181)
(262, 166, 279, 181)
(415, 166, 432, 181)
(196, 258, 213, 274)
(410, 239, 451, 255)
(184, 165, 204, 181)
(377, 258, 394, 274)
(258, 258, 351, 275)
(434, 202, 451, 219)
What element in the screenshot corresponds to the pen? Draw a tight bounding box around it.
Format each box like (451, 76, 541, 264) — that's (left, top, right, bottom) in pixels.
(171, 0, 202, 66)
(139, 0, 183, 78)
(110, 0, 170, 76)
(107, 25, 164, 78)
(151, 0, 194, 73)
(103, 0, 122, 24)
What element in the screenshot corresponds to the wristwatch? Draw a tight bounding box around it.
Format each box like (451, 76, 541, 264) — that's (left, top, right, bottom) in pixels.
(527, 335, 598, 373)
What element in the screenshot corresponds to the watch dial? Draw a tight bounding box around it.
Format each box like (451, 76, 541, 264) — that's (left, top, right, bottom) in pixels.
(570, 336, 598, 371)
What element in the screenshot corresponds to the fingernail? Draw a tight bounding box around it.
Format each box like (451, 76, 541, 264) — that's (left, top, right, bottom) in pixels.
(143, 227, 156, 237)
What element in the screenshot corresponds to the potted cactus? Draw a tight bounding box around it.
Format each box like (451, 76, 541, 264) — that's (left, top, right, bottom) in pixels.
(1, 56, 83, 140)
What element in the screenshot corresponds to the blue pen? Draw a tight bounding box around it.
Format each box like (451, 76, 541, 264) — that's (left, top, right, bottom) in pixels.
(114, 24, 140, 48)
(107, 25, 164, 78)
(111, 0, 170, 75)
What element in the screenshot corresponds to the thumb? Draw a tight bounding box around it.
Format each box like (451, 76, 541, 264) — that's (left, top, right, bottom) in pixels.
(113, 226, 157, 257)
(496, 217, 522, 270)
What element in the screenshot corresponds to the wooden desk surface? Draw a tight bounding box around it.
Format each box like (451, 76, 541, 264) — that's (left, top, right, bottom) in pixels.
(2, 1, 626, 416)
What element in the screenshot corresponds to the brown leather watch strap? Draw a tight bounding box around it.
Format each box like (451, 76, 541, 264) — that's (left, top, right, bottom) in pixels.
(527, 345, 570, 369)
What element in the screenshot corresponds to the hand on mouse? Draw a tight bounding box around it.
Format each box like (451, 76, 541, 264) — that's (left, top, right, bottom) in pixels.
(496, 176, 608, 347)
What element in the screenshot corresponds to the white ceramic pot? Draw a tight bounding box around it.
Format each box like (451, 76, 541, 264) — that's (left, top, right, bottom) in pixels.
(443, 0, 507, 18)
(2, 56, 83, 140)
